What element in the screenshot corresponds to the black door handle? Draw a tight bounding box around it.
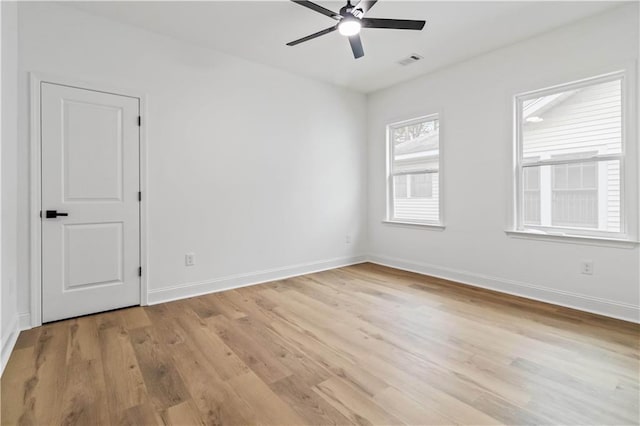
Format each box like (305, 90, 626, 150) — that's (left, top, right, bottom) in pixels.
(45, 210, 69, 219)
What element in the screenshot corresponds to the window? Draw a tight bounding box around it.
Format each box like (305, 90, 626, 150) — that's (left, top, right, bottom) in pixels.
(393, 174, 433, 199)
(523, 165, 541, 225)
(551, 157, 598, 228)
(514, 72, 633, 239)
(387, 114, 441, 224)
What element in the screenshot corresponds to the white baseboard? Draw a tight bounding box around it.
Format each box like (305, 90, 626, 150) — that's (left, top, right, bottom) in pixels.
(147, 255, 368, 305)
(19, 312, 32, 331)
(1, 315, 20, 376)
(368, 254, 640, 324)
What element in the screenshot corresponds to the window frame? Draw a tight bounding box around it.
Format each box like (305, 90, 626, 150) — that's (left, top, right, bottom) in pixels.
(513, 70, 637, 241)
(386, 113, 444, 227)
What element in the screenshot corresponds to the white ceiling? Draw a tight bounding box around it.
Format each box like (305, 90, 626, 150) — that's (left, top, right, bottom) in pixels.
(68, 1, 622, 93)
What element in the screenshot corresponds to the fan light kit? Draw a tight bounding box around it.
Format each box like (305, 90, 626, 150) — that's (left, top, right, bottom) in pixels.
(338, 16, 362, 36)
(287, 0, 426, 59)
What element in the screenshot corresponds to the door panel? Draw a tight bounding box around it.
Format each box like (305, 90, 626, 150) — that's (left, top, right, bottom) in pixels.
(41, 82, 140, 322)
(64, 222, 123, 289)
(63, 100, 124, 201)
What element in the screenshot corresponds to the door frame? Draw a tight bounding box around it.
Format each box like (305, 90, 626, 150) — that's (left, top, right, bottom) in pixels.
(29, 72, 149, 327)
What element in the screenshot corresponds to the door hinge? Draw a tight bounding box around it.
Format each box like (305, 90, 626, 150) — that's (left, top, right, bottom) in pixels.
(138, 191, 142, 202)
(137, 116, 141, 127)
(138, 266, 142, 277)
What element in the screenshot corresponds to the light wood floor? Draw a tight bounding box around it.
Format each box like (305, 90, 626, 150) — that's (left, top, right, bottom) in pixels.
(2, 263, 639, 425)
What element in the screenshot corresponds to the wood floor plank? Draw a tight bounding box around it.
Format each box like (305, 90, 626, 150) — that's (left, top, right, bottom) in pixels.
(0, 347, 36, 425)
(18, 322, 69, 425)
(233, 315, 333, 387)
(219, 289, 281, 328)
(94, 309, 127, 331)
(357, 349, 503, 425)
(167, 333, 259, 426)
(372, 386, 455, 425)
(186, 295, 222, 320)
(2, 263, 638, 425)
(202, 292, 247, 320)
(12, 328, 40, 351)
(66, 317, 101, 363)
(267, 317, 390, 398)
(120, 306, 152, 330)
(313, 376, 401, 425)
(57, 358, 111, 425)
(173, 310, 249, 381)
(227, 371, 306, 426)
(128, 327, 191, 411)
(143, 303, 188, 346)
(117, 402, 163, 426)
(208, 314, 293, 384)
(270, 375, 353, 425)
(160, 400, 206, 426)
(99, 325, 148, 414)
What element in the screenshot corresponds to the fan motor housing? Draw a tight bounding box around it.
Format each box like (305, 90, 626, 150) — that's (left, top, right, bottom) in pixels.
(340, 1, 364, 18)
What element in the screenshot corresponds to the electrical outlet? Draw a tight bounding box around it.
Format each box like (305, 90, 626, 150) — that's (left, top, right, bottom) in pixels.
(345, 234, 351, 244)
(185, 253, 196, 266)
(580, 260, 593, 275)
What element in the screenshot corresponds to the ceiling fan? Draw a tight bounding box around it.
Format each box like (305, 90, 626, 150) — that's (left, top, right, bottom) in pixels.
(286, 0, 426, 59)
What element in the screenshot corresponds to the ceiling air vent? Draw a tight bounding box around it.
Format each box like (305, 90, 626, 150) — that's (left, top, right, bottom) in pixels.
(398, 54, 423, 66)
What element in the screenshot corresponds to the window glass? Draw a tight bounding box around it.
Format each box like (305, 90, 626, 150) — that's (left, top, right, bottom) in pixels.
(516, 75, 625, 235)
(388, 116, 441, 224)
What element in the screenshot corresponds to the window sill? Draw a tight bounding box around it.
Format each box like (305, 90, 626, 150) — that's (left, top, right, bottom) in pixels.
(382, 220, 445, 231)
(505, 230, 639, 249)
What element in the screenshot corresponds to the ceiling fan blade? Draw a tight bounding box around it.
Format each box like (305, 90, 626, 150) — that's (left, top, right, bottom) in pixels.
(361, 18, 426, 30)
(348, 34, 364, 59)
(286, 26, 337, 46)
(353, 0, 378, 17)
(290, 0, 341, 20)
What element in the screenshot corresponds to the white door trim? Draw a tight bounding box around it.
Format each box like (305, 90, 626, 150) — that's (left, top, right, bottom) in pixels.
(29, 72, 149, 328)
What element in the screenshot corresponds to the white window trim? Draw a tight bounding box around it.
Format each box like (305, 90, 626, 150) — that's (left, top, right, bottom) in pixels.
(505, 230, 638, 249)
(510, 70, 638, 243)
(385, 113, 444, 227)
(382, 220, 446, 230)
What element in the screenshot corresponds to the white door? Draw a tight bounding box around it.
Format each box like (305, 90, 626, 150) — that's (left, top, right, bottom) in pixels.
(41, 82, 141, 322)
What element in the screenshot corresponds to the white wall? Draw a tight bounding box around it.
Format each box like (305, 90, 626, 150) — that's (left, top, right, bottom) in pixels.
(16, 2, 367, 320)
(1, 0, 20, 371)
(367, 4, 640, 322)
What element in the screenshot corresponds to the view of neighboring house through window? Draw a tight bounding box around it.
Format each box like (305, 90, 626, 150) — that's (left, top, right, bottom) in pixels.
(387, 114, 441, 224)
(516, 73, 626, 236)
(551, 155, 599, 228)
(523, 164, 541, 225)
